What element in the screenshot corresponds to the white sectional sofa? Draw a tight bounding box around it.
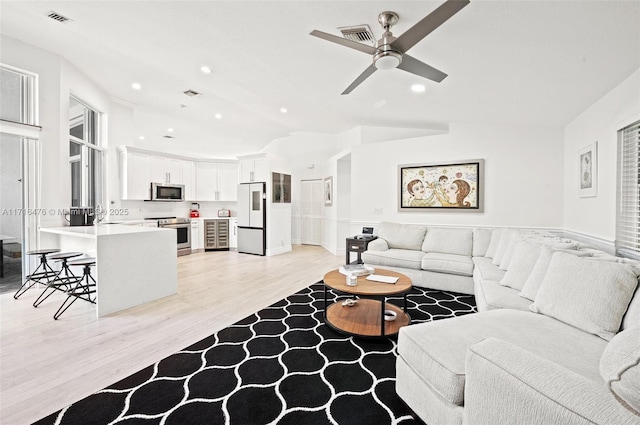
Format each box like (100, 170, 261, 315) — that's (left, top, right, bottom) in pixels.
(361, 222, 640, 425)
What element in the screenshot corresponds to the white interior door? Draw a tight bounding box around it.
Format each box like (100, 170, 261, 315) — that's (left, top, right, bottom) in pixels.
(301, 179, 323, 245)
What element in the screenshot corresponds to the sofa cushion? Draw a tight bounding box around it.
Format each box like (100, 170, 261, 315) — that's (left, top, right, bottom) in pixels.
(378, 222, 427, 251)
(484, 228, 501, 259)
(361, 249, 425, 270)
(421, 253, 474, 277)
(422, 228, 473, 256)
(472, 228, 493, 257)
(622, 287, 640, 330)
(600, 327, 640, 414)
(397, 309, 608, 406)
(531, 252, 640, 341)
(492, 229, 515, 266)
(519, 246, 591, 301)
(475, 279, 532, 312)
(498, 231, 523, 270)
(472, 257, 506, 282)
(500, 240, 543, 290)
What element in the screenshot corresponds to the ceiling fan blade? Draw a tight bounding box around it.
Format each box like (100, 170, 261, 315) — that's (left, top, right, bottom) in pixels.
(342, 64, 377, 95)
(397, 54, 447, 83)
(310, 30, 378, 55)
(391, 0, 470, 53)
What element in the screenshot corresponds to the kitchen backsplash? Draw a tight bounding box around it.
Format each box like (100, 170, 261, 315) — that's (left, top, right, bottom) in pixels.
(118, 200, 237, 220)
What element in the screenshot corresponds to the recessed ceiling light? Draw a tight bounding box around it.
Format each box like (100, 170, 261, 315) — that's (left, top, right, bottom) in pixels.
(201, 66, 212, 74)
(411, 84, 426, 93)
(131, 82, 142, 90)
(214, 113, 222, 120)
(167, 128, 174, 133)
(280, 107, 288, 114)
(139, 136, 145, 140)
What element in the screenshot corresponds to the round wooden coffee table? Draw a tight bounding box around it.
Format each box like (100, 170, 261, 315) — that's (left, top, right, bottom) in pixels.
(322, 268, 412, 338)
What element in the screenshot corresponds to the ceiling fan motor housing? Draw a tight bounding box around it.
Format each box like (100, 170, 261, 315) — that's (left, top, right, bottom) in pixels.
(374, 32, 402, 70)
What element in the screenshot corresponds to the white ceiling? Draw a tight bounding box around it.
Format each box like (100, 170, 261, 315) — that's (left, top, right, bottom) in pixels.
(1, 1, 639, 158)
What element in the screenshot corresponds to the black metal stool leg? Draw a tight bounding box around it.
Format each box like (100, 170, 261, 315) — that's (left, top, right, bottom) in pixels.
(14, 253, 58, 299)
(33, 258, 80, 307)
(54, 262, 96, 320)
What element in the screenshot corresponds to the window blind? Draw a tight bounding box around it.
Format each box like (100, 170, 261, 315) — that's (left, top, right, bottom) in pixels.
(616, 119, 640, 259)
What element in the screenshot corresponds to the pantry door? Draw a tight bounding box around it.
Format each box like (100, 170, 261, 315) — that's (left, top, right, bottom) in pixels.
(300, 179, 323, 245)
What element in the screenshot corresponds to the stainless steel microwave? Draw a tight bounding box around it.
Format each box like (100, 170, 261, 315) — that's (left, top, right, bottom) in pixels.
(150, 182, 185, 201)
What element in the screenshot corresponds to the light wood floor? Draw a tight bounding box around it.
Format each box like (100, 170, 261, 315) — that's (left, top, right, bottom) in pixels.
(0, 245, 343, 425)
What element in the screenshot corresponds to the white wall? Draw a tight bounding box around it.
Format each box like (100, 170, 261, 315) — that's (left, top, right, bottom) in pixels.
(350, 122, 565, 232)
(1, 35, 134, 228)
(563, 69, 640, 245)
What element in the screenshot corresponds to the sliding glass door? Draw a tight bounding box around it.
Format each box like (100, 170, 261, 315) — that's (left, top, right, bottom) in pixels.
(0, 64, 39, 293)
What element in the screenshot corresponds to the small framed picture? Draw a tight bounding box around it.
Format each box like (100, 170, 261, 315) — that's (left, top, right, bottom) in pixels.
(324, 176, 333, 206)
(578, 142, 597, 197)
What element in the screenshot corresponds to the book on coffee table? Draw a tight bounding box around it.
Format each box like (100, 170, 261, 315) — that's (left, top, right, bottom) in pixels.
(339, 264, 375, 276)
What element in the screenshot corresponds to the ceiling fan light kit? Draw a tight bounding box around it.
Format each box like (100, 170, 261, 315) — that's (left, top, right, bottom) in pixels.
(310, 0, 470, 94)
(373, 50, 402, 70)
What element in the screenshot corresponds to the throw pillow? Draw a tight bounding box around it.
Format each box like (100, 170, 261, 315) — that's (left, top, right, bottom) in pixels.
(519, 246, 590, 300)
(485, 228, 502, 259)
(498, 231, 523, 271)
(492, 228, 514, 266)
(530, 252, 640, 341)
(599, 327, 640, 414)
(500, 240, 543, 290)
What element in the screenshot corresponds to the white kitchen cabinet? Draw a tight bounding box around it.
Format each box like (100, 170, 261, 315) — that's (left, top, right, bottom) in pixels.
(182, 160, 196, 201)
(239, 156, 268, 183)
(150, 155, 182, 184)
(228, 217, 238, 249)
(216, 162, 238, 201)
(190, 219, 203, 250)
(120, 150, 151, 200)
(195, 162, 238, 201)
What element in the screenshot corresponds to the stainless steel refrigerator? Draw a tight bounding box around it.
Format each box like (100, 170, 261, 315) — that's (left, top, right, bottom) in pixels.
(237, 182, 266, 255)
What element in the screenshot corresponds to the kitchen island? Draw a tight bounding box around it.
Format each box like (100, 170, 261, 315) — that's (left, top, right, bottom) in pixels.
(40, 224, 177, 316)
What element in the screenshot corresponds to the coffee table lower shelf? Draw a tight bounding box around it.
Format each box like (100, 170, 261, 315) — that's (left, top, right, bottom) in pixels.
(325, 299, 410, 338)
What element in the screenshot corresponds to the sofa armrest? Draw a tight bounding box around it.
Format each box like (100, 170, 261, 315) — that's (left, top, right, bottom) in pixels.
(464, 338, 639, 425)
(366, 238, 389, 251)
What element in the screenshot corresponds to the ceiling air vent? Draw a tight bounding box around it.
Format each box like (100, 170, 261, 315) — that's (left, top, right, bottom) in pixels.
(338, 25, 375, 45)
(183, 90, 201, 97)
(46, 11, 72, 23)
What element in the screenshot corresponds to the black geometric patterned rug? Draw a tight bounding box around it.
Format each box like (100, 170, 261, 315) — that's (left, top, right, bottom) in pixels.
(35, 282, 476, 425)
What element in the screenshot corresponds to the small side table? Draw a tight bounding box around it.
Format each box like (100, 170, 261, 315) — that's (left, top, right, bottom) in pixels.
(345, 236, 377, 265)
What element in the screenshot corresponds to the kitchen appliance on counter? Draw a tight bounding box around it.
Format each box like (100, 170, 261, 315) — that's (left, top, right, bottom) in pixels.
(237, 182, 266, 256)
(190, 203, 200, 218)
(150, 183, 185, 201)
(65, 207, 95, 226)
(146, 217, 191, 256)
(218, 209, 230, 217)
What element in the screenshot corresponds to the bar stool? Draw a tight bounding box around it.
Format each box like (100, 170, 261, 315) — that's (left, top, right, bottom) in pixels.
(33, 252, 84, 308)
(13, 248, 61, 299)
(54, 257, 97, 320)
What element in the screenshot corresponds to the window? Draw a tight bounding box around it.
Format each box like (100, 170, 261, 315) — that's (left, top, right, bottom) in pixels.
(0, 64, 37, 125)
(69, 96, 103, 209)
(616, 119, 640, 259)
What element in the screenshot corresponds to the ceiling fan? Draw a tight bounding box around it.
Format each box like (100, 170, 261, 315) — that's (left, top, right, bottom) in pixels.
(310, 0, 470, 95)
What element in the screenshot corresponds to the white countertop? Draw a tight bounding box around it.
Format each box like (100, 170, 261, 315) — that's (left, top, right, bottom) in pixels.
(40, 224, 168, 238)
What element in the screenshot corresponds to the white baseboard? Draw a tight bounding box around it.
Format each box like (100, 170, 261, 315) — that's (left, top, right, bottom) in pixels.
(267, 245, 293, 256)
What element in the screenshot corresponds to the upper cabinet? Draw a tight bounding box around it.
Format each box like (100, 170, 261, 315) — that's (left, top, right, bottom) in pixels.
(195, 161, 238, 201)
(120, 150, 151, 201)
(118, 146, 235, 202)
(239, 154, 268, 183)
(150, 155, 183, 184)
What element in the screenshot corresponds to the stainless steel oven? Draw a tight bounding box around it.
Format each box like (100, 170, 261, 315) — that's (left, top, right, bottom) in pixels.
(157, 217, 191, 256)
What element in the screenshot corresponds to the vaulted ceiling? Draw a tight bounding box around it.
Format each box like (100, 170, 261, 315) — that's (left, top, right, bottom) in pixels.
(1, 1, 639, 157)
